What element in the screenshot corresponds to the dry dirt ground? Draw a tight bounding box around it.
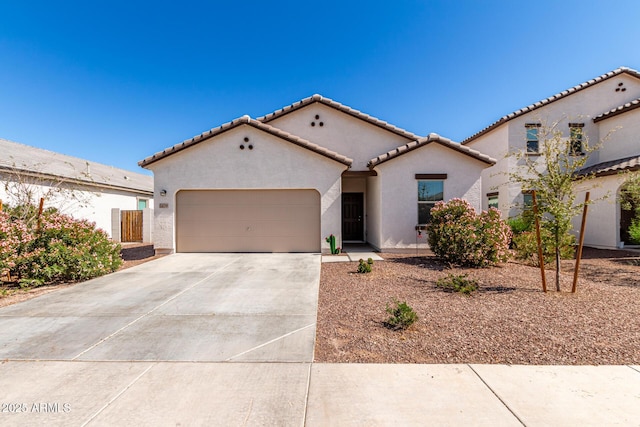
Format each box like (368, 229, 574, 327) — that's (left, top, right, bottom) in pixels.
(0, 243, 164, 308)
(315, 247, 640, 365)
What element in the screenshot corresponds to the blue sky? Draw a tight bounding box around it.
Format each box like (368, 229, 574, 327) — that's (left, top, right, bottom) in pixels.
(1, 0, 639, 174)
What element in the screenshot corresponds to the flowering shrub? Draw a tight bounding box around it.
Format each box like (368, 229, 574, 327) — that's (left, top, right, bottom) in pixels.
(0, 207, 122, 286)
(426, 199, 512, 267)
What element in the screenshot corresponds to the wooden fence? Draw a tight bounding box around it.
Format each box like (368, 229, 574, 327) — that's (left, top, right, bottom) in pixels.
(121, 210, 143, 242)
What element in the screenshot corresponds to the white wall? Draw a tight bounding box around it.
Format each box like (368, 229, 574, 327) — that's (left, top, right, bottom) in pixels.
(573, 175, 627, 249)
(373, 143, 486, 250)
(0, 180, 152, 238)
(595, 108, 640, 165)
(147, 124, 347, 253)
(266, 103, 414, 171)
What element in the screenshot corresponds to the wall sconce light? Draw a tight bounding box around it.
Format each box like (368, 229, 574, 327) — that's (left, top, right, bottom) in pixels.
(160, 190, 167, 197)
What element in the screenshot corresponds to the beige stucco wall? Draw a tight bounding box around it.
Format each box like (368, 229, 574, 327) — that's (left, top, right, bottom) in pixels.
(372, 143, 486, 250)
(573, 175, 627, 249)
(266, 103, 414, 171)
(146, 124, 347, 253)
(595, 108, 640, 165)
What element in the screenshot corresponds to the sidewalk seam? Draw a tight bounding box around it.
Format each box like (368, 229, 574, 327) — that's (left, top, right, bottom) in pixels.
(468, 364, 527, 426)
(302, 363, 313, 427)
(80, 363, 155, 426)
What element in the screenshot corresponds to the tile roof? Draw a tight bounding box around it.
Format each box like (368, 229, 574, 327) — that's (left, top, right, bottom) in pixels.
(138, 115, 353, 168)
(257, 94, 422, 141)
(593, 98, 640, 123)
(577, 154, 640, 177)
(0, 138, 153, 195)
(462, 67, 640, 145)
(367, 133, 496, 169)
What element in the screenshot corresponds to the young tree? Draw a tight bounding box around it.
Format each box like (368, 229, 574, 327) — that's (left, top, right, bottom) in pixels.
(508, 119, 605, 291)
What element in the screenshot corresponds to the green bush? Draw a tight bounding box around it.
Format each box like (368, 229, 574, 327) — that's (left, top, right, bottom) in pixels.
(629, 219, 640, 244)
(384, 299, 418, 330)
(1, 207, 122, 287)
(507, 213, 534, 236)
(436, 273, 478, 295)
(427, 199, 512, 267)
(356, 258, 373, 273)
(512, 228, 575, 266)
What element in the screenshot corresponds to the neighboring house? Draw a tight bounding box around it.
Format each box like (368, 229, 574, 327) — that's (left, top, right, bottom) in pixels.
(462, 66, 640, 249)
(139, 95, 495, 254)
(0, 138, 154, 240)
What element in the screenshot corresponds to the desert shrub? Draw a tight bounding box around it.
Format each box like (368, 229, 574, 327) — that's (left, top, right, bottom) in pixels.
(436, 273, 478, 295)
(384, 299, 418, 330)
(512, 228, 575, 266)
(427, 199, 512, 267)
(507, 212, 534, 236)
(356, 258, 373, 273)
(628, 219, 640, 245)
(1, 207, 122, 286)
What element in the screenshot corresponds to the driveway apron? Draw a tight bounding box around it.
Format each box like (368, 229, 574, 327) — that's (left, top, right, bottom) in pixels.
(0, 253, 320, 426)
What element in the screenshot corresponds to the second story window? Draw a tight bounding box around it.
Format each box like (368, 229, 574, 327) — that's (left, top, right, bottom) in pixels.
(526, 123, 541, 153)
(569, 123, 585, 155)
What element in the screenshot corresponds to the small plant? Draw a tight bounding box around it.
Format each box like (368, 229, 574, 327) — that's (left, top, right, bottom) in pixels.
(436, 273, 478, 295)
(384, 299, 418, 330)
(325, 234, 340, 254)
(356, 258, 373, 273)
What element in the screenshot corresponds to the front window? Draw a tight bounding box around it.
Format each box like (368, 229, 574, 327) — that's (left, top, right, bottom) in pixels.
(488, 194, 499, 210)
(418, 180, 443, 224)
(137, 198, 148, 210)
(569, 123, 584, 155)
(523, 192, 533, 211)
(526, 124, 541, 153)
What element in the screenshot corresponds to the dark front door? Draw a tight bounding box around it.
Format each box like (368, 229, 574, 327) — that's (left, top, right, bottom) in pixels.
(342, 193, 364, 241)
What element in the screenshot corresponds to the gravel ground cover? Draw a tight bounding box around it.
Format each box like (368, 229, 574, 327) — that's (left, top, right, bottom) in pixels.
(315, 248, 640, 365)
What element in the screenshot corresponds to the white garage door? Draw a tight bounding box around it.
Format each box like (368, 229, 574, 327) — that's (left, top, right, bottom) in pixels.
(176, 189, 321, 252)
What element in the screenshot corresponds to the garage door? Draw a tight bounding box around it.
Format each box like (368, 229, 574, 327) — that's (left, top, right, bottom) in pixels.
(176, 189, 321, 252)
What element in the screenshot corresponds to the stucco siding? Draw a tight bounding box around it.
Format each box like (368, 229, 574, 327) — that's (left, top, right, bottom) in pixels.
(595, 109, 640, 165)
(366, 175, 382, 250)
(147, 124, 347, 253)
(573, 175, 626, 249)
(266, 103, 413, 171)
(373, 143, 485, 250)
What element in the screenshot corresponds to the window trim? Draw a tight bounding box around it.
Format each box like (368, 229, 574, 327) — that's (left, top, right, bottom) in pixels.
(137, 198, 149, 210)
(487, 192, 499, 210)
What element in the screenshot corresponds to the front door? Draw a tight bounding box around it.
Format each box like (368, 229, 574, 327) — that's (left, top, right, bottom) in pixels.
(342, 193, 364, 241)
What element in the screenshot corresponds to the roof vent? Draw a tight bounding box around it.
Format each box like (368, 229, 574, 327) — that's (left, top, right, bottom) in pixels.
(616, 82, 627, 92)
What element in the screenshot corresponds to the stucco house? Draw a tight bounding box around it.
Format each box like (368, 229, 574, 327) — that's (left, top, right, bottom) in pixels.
(462, 66, 640, 249)
(1, 138, 154, 241)
(139, 95, 495, 254)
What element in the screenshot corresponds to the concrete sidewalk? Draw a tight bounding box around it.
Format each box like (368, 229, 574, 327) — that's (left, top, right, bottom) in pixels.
(1, 361, 638, 426)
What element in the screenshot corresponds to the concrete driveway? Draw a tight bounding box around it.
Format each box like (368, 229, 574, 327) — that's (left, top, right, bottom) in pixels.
(0, 253, 319, 363)
(0, 253, 319, 426)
